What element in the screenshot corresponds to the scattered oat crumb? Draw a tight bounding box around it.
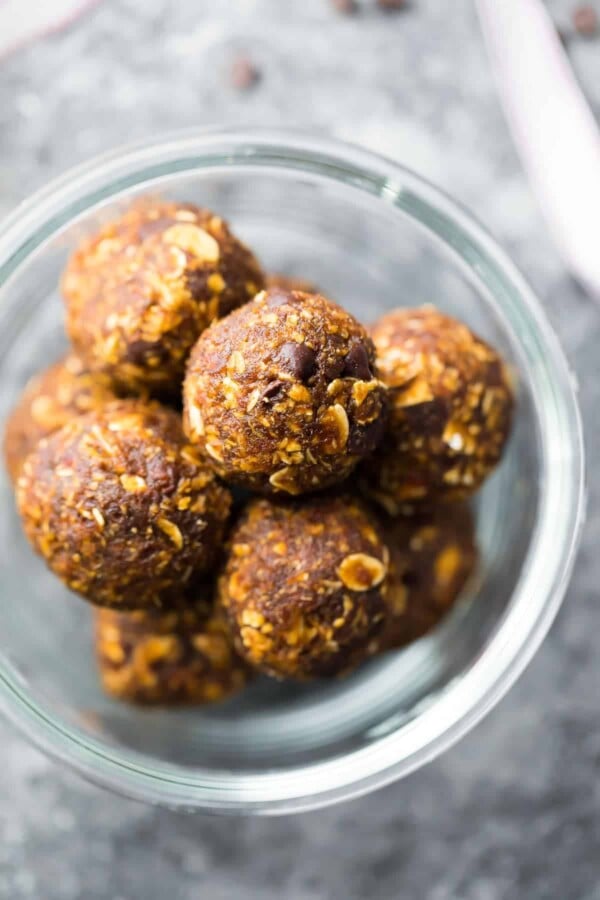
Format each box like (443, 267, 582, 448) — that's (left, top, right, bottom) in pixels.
(230, 56, 261, 90)
(572, 4, 598, 35)
(330, 0, 358, 14)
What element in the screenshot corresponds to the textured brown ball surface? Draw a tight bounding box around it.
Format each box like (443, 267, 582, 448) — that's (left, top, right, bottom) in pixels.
(266, 272, 319, 294)
(16, 400, 231, 610)
(95, 590, 250, 705)
(184, 288, 388, 496)
(3, 354, 118, 484)
(218, 495, 390, 680)
(382, 503, 478, 649)
(63, 200, 265, 396)
(362, 306, 513, 511)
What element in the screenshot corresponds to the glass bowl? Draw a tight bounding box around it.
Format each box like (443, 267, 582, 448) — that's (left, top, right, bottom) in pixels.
(0, 128, 584, 814)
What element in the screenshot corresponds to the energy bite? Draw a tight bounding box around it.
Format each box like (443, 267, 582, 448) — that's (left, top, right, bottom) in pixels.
(3, 354, 118, 484)
(218, 495, 390, 680)
(382, 503, 478, 649)
(63, 200, 265, 396)
(95, 590, 250, 705)
(363, 306, 513, 511)
(16, 399, 231, 610)
(184, 288, 388, 495)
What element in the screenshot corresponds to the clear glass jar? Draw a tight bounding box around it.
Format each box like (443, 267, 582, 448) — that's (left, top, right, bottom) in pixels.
(0, 129, 585, 814)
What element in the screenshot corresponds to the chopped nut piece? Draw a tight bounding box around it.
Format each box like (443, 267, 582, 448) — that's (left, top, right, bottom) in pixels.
(227, 350, 246, 375)
(352, 379, 379, 407)
(338, 553, 386, 591)
(233, 542, 251, 557)
(241, 608, 265, 628)
(207, 272, 226, 293)
(393, 375, 435, 408)
(163, 224, 220, 263)
(120, 473, 147, 493)
(288, 383, 312, 404)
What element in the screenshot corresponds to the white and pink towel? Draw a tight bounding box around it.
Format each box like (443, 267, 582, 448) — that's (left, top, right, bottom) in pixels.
(0, 0, 101, 59)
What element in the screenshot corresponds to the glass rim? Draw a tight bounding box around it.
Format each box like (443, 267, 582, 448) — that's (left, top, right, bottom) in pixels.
(0, 127, 586, 814)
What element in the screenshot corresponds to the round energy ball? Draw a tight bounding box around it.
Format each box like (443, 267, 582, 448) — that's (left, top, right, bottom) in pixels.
(183, 288, 388, 495)
(16, 400, 232, 610)
(362, 306, 514, 511)
(3, 354, 119, 484)
(218, 495, 390, 680)
(382, 502, 478, 649)
(95, 589, 250, 705)
(63, 200, 265, 396)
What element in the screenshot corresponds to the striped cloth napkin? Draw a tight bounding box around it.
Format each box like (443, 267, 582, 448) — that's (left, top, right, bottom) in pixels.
(0, 0, 101, 59)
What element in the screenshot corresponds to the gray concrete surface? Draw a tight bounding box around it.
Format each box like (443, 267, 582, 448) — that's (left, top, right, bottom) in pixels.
(1, 1, 599, 897)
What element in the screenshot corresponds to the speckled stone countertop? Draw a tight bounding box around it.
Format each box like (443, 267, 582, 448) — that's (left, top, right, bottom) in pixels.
(1, 1, 599, 897)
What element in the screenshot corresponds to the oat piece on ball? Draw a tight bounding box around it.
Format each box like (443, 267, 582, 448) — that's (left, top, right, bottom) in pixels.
(3, 354, 119, 484)
(63, 200, 265, 396)
(362, 306, 513, 511)
(382, 502, 478, 649)
(218, 494, 390, 680)
(16, 400, 231, 610)
(184, 288, 388, 495)
(95, 589, 250, 705)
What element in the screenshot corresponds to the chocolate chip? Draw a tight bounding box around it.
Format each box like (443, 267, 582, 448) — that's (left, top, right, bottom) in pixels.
(402, 569, 420, 589)
(262, 381, 286, 401)
(278, 342, 318, 382)
(230, 56, 261, 90)
(323, 355, 346, 381)
(573, 4, 598, 35)
(126, 339, 169, 367)
(347, 416, 386, 455)
(401, 396, 448, 436)
(266, 288, 294, 308)
(342, 343, 372, 380)
(186, 269, 209, 300)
